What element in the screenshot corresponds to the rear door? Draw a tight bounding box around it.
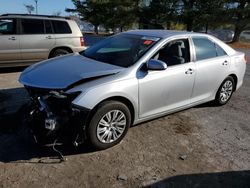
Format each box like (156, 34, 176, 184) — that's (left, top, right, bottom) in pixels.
(0, 18, 21, 64)
(190, 36, 231, 103)
(51, 20, 73, 47)
(20, 18, 55, 61)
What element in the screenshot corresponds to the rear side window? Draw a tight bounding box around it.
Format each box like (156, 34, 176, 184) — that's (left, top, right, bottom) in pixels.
(52, 20, 71, 34)
(216, 44, 227, 56)
(193, 37, 217, 61)
(45, 20, 53, 34)
(21, 19, 44, 34)
(0, 18, 16, 34)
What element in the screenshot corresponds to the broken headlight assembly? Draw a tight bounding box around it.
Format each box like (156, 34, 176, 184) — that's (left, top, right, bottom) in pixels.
(25, 88, 86, 146)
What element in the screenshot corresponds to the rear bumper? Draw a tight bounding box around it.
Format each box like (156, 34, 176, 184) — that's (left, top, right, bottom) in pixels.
(236, 79, 243, 91)
(72, 46, 86, 53)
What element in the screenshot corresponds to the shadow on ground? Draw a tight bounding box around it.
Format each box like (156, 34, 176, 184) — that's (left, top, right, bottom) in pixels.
(146, 170, 250, 188)
(0, 87, 97, 163)
(0, 66, 27, 74)
(0, 108, 96, 163)
(0, 87, 29, 131)
(0, 123, 96, 164)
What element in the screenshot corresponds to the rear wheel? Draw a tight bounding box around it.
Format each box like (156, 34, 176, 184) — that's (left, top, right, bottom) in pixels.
(215, 76, 235, 105)
(87, 101, 131, 150)
(51, 49, 70, 58)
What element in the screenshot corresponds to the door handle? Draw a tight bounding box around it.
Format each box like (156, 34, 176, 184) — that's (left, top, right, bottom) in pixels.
(8, 37, 16, 40)
(46, 36, 52, 39)
(185, 68, 194, 74)
(222, 60, 228, 65)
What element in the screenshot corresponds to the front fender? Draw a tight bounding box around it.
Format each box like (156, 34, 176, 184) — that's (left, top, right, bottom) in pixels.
(71, 78, 139, 118)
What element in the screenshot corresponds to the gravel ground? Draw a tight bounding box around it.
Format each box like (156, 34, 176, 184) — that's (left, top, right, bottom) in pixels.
(0, 49, 249, 188)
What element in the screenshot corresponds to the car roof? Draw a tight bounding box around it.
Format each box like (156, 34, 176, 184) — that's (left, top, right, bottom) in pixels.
(125, 29, 203, 39)
(0, 14, 71, 21)
(125, 29, 236, 56)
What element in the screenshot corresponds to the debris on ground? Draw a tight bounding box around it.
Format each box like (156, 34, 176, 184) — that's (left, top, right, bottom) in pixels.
(117, 174, 128, 181)
(179, 155, 188, 160)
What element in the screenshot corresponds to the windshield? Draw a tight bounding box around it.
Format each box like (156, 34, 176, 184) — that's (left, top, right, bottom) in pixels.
(82, 33, 160, 67)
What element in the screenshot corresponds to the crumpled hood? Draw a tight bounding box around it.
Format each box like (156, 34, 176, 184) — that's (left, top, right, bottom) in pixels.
(19, 54, 123, 89)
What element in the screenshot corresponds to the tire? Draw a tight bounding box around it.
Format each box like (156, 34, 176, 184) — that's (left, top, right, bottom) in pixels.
(215, 76, 235, 105)
(87, 101, 131, 150)
(51, 49, 70, 58)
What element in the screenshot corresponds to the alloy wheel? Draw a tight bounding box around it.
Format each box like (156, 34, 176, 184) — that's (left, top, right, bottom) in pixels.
(96, 110, 126, 143)
(220, 80, 233, 103)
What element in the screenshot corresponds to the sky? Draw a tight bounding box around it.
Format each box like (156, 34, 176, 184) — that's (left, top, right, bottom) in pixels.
(0, 0, 75, 16)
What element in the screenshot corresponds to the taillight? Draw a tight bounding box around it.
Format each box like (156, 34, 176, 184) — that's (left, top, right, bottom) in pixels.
(80, 37, 85, 47)
(244, 54, 247, 63)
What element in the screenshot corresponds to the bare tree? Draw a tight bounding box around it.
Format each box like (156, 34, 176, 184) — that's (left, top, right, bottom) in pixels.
(24, 4, 35, 14)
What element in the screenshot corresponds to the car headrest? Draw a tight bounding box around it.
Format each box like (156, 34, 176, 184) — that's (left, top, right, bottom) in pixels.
(168, 43, 182, 57)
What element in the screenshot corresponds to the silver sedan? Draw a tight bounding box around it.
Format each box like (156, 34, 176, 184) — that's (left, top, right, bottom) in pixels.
(19, 30, 247, 149)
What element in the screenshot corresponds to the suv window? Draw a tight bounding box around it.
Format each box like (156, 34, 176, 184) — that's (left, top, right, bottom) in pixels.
(0, 18, 16, 34)
(152, 39, 190, 66)
(21, 19, 45, 34)
(243, 31, 250, 35)
(45, 20, 53, 34)
(193, 37, 217, 61)
(52, 20, 71, 34)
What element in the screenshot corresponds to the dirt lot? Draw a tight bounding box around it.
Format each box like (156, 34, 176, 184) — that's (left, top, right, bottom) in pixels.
(0, 49, 249, 188)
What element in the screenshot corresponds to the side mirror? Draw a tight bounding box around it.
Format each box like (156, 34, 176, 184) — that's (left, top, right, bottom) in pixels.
(147, 59, 167, 71)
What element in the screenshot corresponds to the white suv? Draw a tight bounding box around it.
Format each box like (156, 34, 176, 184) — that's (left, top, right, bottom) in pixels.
(0, 14, 85, 67)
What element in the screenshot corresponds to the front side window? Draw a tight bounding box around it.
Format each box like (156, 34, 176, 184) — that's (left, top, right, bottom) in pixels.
(0, 19, 16, 34)
(192, 37, 217, 61)
(82, 34, 159, 67)
(21, 19, 45, 34)
(152, 38, 190, 66)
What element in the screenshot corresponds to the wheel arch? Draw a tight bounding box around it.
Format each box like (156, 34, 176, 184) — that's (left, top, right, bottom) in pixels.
(48, 46, 73, 58)
(228, 74, 238, 91)
(86, 96, 135, 126)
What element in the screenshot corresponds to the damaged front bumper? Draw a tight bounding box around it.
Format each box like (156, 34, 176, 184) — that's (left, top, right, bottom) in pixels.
(25, 86, 90, 146)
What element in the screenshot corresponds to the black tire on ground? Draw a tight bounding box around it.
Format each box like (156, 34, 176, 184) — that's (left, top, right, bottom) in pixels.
(215, 76, 235, 105)
(51, 49, 70, 58)
(87, 101, 131, 150)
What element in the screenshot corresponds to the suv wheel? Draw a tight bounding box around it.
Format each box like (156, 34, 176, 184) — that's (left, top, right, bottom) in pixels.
(215, 76, 235, 105)
(87, 101, 131, 150)
(51, 49, 70, 57)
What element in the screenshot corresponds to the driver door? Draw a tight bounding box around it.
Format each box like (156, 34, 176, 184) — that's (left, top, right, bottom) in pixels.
(138, 38, 196, 118)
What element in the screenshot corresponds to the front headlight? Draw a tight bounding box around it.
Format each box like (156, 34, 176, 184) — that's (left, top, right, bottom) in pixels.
(49, 91, 81, 100)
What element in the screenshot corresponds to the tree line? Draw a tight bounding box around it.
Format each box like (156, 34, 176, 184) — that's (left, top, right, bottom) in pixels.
(66, 0, 250, 42)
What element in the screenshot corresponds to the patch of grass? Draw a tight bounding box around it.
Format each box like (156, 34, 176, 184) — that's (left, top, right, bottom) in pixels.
(228, 42, 250, 49)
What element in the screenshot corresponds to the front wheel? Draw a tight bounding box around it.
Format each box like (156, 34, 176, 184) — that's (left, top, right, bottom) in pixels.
(87, 101, 131, 150)
(215, 76, 235, 105)
(51, 49, 70, 58)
